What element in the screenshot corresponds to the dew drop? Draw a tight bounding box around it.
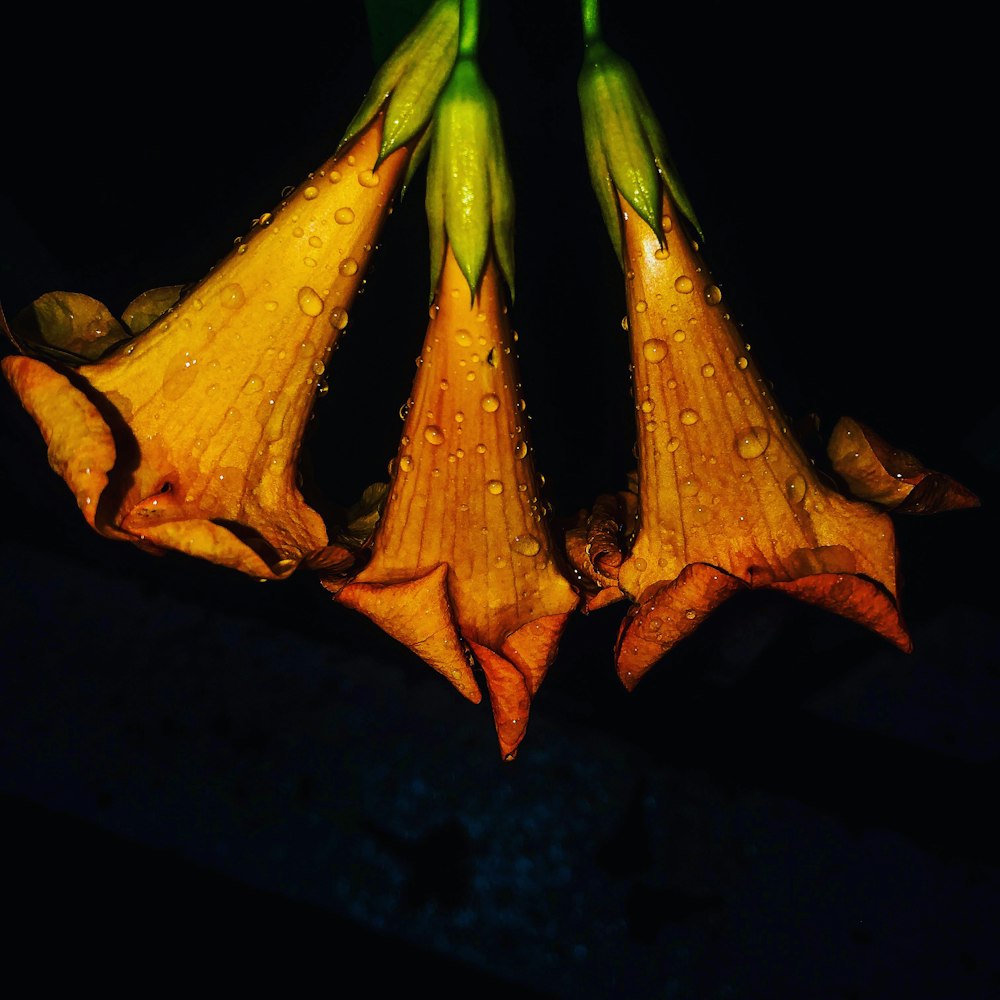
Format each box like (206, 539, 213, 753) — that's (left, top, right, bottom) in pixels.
(243, 374, 264, 394)
(476, 443, 487, 454)
(735, 426, 770, 459)
(705, 284, 723, 305)
(666, 436, 681, 453)
(309, 235, 323, 248)
(701, 363, 716, 377)
(329, 307, 349, 330)
(786, 474, 808, 503)
(303, 185, 319, 200)
(328, 169, 342, 183)
(679, 408, 700, 425)
(338, 257, 359, 276)
(399, 455, 414, 472)
(736, 356, 749, 370)
(334, 207, 355, 225)
(640, 399, 654, 413)
(621, 316, 630, 332)
(312, 360, 326, 376)
(358, 168, 380, 187)
(674, 275, 694, 294)
(648, 617, 662, 632)
(424, 425, 445, 445)
(514, 441, 528, 459)
(679, 475, 700, 497)
(635, 300, 648, 313)
(684, 609, 697, 620)
(511, 533, 541, 557)
(486, 479, 504, 495)
(455, 328, 473, 346)
(661, 215, 674, 232)
(297, 286, 324, 317)
(481, 393, 501, 413)
(654, 247, 670, 260)
(220, 283, 245, 309)
(642, 338, 669, 363)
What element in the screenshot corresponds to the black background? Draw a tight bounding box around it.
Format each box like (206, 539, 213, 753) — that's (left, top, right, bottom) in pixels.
(1, 2, 996, 995)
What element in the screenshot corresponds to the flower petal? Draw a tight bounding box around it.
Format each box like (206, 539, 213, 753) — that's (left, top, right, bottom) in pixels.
(616, 564, 744, 690)
(828, 416, 980, 514)
(334, 563, 482, 704)
(2, 355, 120, 535)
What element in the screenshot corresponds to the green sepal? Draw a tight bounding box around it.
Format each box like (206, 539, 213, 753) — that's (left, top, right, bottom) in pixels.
(340, 0, 460, 165)
(425, 58, 516, 303)
(578, 41, 703, 266)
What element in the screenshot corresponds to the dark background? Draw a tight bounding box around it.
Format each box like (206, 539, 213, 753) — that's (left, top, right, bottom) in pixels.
(1, 2, 996, 995)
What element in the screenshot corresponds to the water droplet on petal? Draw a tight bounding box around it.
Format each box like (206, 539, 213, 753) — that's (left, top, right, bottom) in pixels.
(511, 533, 540, 557)
(338, 257, 359, 276)
(297, 286, 324, 317)
(674, 275, 694, 294)
(455, 328, 473, 346)
(680, 475, 700, 497)
(635, 300, 647, 313)
(481, 393, 500, 413)
(328, 170, 342, 183)
(334, 207, 355, 225)
(220, 283, 245, 308)
(486, 479, 504, 495)
(680, 408, 700, 425)
(424, 425, 445, 445)
(654, 247, 670, 260)
(701, 363, 715, 377)
(329, 307, 349, 330)
(705, 284, 723, 305)
(643, 339, 669, 363)
(243, 374, 264, 394)
(358, 168, 380, 187)
(666, 436, 681, 453)
(736, 356, 749, 370)
(735, 426, 771, 459)
(514, 441, 528, 459)
(786, 474, 808, 503)
(399, 455, 414, 472)
(303, 185, 319, 200)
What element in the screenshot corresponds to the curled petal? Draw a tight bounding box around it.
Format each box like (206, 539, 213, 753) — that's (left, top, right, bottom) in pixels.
(828, 416, 980, 514)
(334, 564, 482, 705)
(2, 356, 120, 535)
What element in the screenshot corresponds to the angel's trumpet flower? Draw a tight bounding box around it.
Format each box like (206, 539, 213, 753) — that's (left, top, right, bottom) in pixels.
(325, 34, 578, 760)
(1, 0, 460, 579)
(571, 19, 977, 690)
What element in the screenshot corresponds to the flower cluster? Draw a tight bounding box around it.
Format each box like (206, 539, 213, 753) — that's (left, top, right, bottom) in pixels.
(2, 0, 977, 759)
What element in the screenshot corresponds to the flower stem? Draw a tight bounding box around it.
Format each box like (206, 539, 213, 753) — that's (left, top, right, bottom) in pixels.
(581, 0, 602, 44)
(458, 0, 480, 58)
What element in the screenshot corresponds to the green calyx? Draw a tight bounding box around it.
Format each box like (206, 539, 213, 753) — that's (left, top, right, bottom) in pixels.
(425, 56, 515, 303)
(340, 0, 460, 183)
(578, 39, 703, 267)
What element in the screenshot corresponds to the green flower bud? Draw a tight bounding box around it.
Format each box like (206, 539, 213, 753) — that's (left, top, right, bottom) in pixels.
(425, 57, 515, 302)
(340, 0, 460, 167)
(578, 40, 702, 266)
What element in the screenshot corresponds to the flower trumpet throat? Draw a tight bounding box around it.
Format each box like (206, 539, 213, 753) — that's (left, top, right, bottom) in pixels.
(329, 246, 578, 760)
(3, 117, 409, 579)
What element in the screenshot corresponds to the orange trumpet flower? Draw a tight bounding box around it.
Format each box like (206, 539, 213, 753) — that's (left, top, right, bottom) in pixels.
(571, 31, 977, 691)
(327, 246, 578, 759)
(2, 1, 460, 580)
(325, 39, 579, 760)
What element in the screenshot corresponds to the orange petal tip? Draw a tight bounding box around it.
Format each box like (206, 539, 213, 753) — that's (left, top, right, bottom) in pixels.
(335, 563, 482, 704)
